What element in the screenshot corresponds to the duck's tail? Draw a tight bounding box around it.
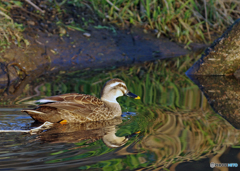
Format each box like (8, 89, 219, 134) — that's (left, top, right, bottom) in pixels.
(22, 109, 46, 123)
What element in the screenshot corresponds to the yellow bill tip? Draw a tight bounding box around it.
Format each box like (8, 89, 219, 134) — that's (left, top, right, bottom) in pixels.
(135, 131, 141, 134)
(135, 96, 141, 99)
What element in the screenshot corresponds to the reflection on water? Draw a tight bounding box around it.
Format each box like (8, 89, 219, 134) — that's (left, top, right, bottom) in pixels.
(1, 57, 240, 170)
(140, 109, 239, 169)
(37, 117, 129, 148)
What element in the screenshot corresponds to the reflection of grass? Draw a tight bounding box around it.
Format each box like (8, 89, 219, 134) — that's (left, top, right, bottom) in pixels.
(15, 55, 240, 170)
(78, 153, 151, 170)
(139, 109, 240, 169)
(34, 55, 202, 112)
(68, 107, 240, 170)
(12, 54, 203, 112)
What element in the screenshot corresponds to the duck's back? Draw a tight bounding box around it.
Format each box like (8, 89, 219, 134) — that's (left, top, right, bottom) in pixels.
(22, 93, 116, 123)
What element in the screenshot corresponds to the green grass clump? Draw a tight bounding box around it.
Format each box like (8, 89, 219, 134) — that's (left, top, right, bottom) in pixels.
(0, 1, 28, 51)
(83, 0, 240, 43)
(2, 0, 240, 45)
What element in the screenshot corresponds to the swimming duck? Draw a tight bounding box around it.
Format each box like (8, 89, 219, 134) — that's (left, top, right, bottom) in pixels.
(22, 78, 140, 123)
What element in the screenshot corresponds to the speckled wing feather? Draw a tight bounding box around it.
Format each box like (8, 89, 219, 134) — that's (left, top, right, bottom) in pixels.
(39, 93, 106, 117)
(41, 93, 102, 104)
(40, 102, 93, 115)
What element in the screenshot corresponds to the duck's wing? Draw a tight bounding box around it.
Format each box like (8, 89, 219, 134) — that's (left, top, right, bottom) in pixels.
(36, 93, 80, 103)
(38, 93, 104, 116)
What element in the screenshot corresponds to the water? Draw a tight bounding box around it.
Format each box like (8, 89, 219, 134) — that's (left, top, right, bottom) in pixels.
(0, 58, 240, 170)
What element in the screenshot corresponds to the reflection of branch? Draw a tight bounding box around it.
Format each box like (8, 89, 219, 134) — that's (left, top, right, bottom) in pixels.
(25, 0, 45, 14)
(16, 83, 43, 104)
(0, 121, 54, 135)
(30, 121, 54, 134)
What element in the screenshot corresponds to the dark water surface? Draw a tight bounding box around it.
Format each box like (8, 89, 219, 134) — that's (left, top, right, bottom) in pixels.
(0, 59, 240, 170)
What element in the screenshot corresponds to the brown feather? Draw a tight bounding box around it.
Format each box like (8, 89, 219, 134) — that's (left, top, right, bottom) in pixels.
(40, 102, 93, 115)
(22, 93, 117, 123)
(42, 93, 80, 101)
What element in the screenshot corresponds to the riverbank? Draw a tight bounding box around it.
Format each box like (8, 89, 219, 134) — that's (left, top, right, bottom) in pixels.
(0, 0, 238, 101)
(0, 25, 202, 101)
(1, 0, 240, 47)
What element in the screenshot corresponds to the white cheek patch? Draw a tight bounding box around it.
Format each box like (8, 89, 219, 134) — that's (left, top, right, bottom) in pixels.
(115, 89, 124, 97)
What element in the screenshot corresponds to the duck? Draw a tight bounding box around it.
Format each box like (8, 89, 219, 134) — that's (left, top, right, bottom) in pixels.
(22, 78, 140, 124)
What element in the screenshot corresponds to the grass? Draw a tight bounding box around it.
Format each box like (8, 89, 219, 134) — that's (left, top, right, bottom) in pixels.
(0, 1, 28, 51)
(85, 0, 240, 43)
(1, 0, 240, 46)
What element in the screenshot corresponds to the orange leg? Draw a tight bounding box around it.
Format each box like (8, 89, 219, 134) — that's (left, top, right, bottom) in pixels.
(59, 119, 68, 125)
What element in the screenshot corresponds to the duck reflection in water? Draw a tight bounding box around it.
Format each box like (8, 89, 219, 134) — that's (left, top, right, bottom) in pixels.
(32, 117, 132, 148)
(22, 78, 140, 147)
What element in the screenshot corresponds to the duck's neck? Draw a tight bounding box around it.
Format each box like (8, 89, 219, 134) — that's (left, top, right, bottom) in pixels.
(101, 98, 122, 117)
(101, 97, 118, 103)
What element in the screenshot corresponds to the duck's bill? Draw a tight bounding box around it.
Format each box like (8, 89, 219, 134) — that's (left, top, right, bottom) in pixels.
(125, 92, 141, 99)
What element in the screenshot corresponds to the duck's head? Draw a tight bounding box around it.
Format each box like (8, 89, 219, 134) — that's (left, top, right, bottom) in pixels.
(101, 78, 140, 103)
(102, 131, 129, 148)
(102, 125, 128, 148)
